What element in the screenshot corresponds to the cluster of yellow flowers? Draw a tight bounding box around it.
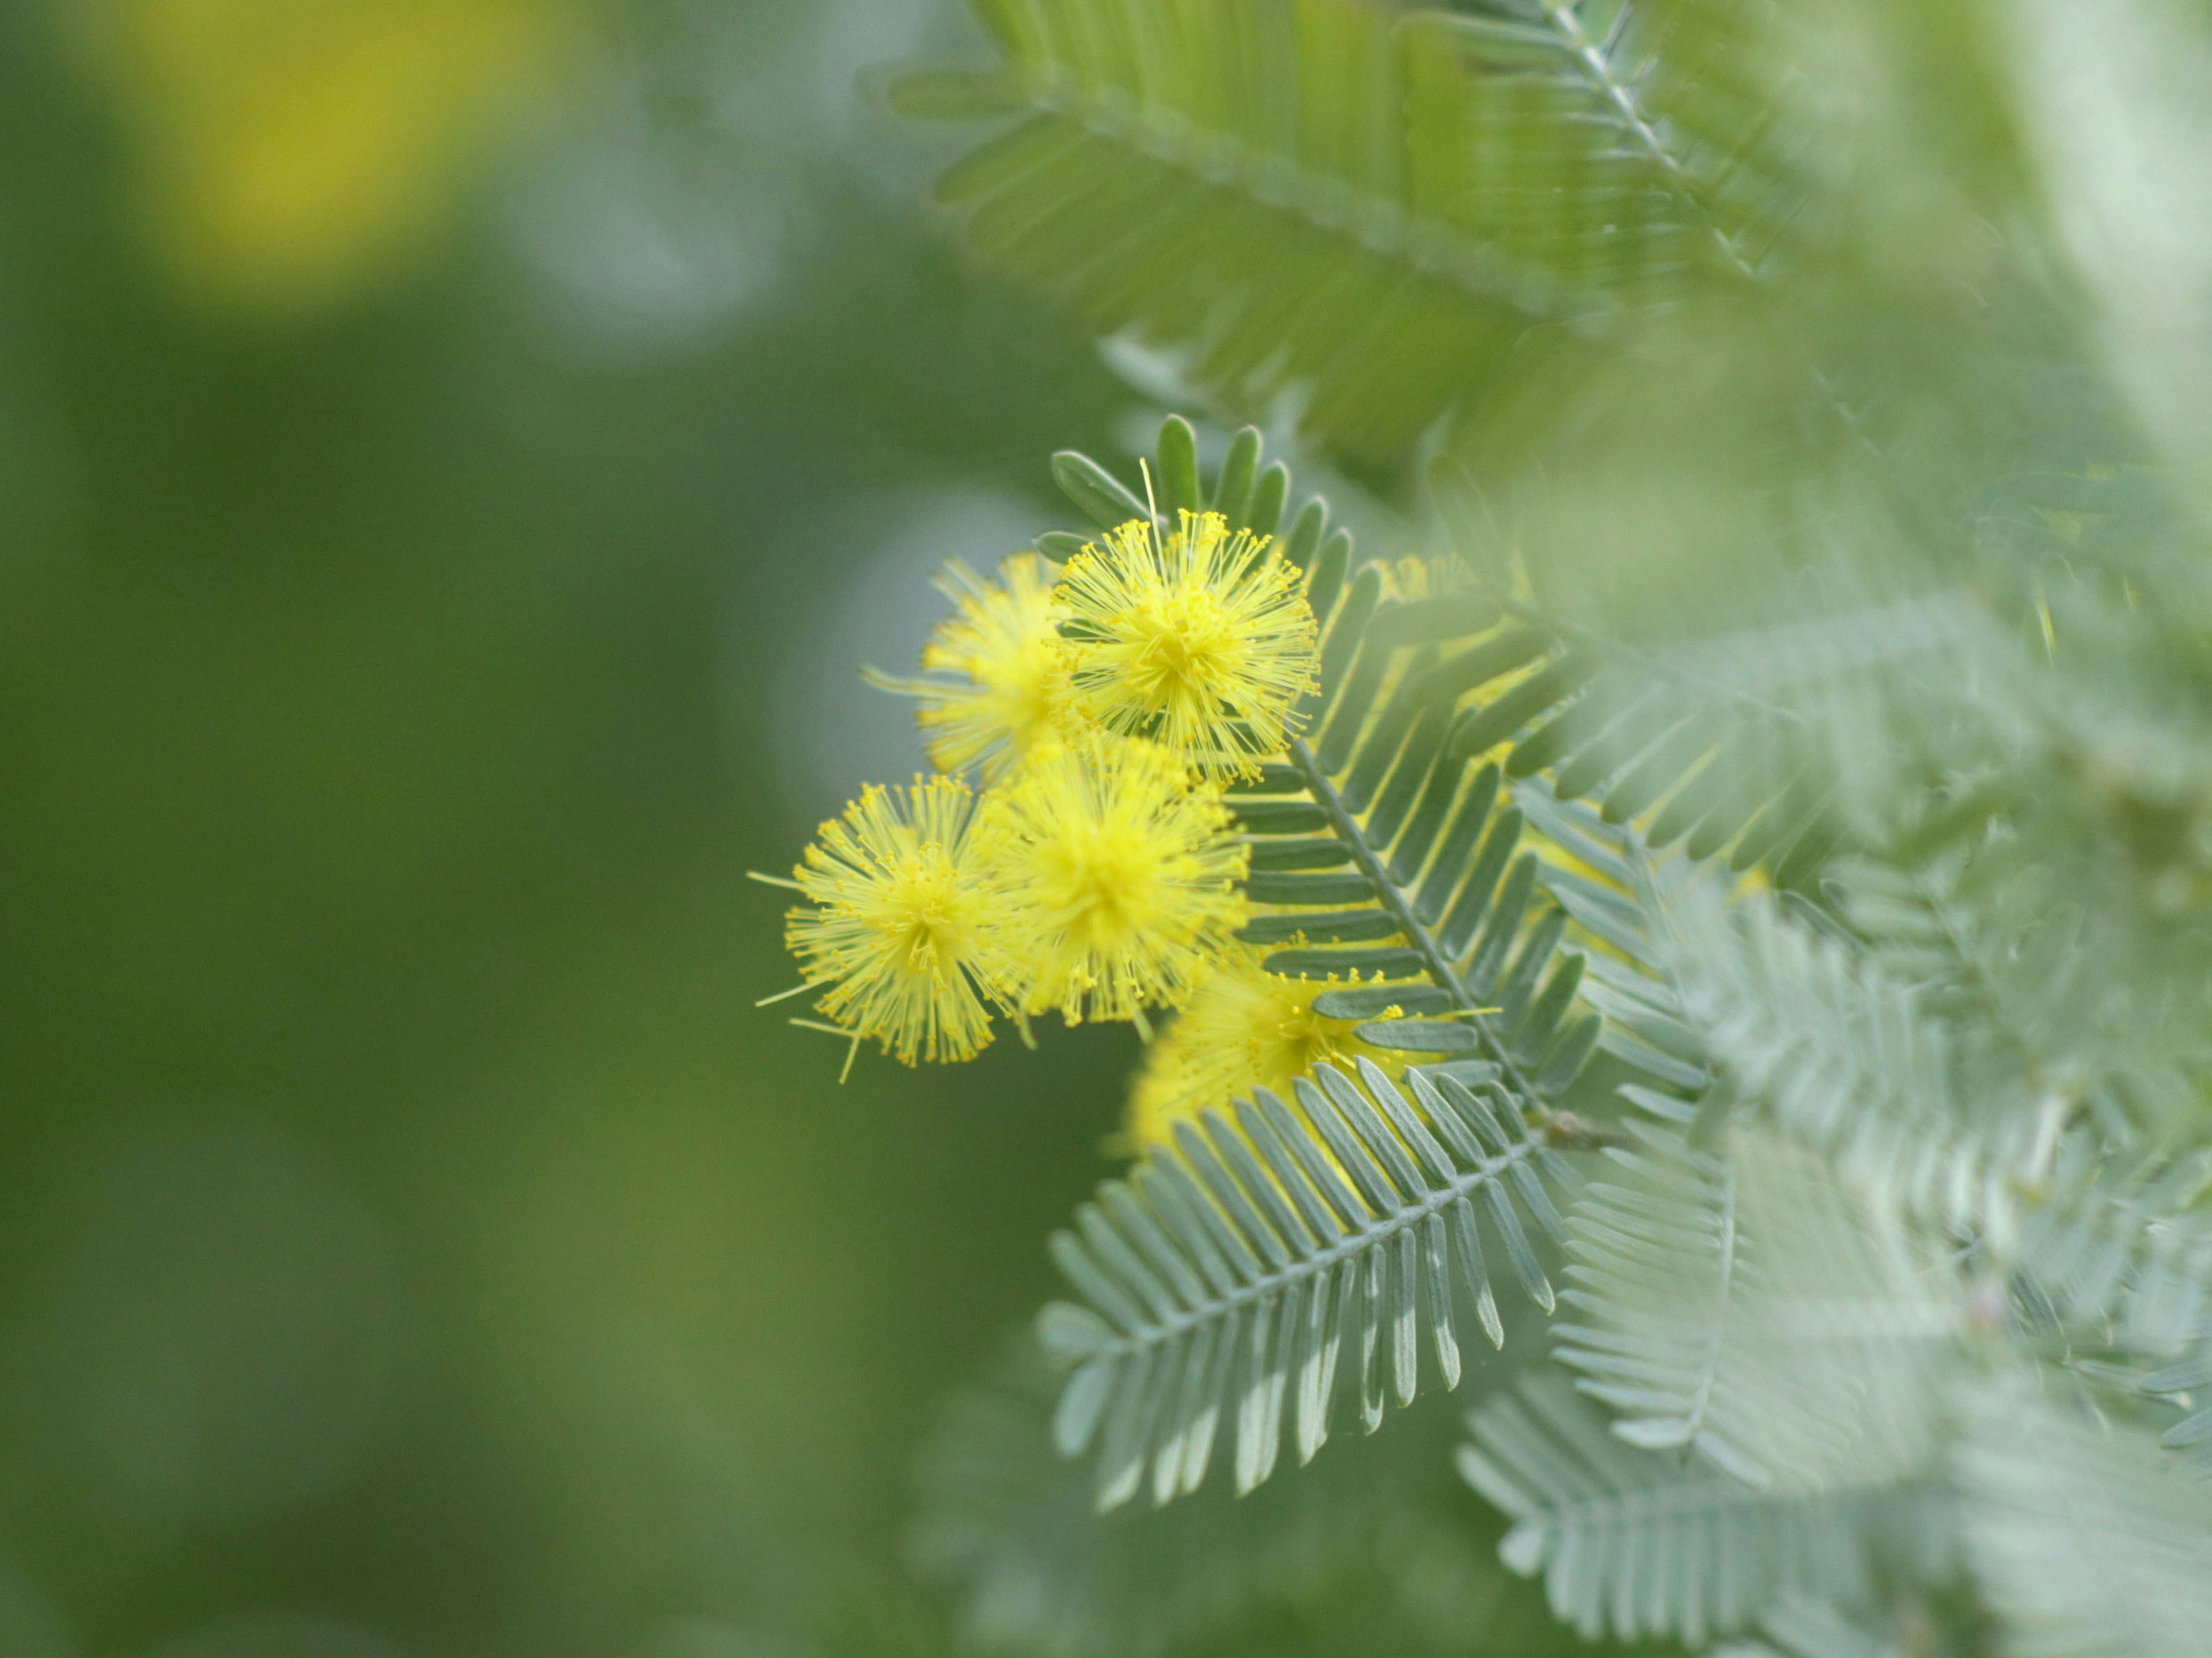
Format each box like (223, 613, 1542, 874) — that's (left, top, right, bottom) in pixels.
(767, 509, 1323, 1090)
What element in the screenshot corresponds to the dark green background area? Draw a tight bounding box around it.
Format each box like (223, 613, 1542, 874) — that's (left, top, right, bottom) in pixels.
(0, 4, 1205, 1652)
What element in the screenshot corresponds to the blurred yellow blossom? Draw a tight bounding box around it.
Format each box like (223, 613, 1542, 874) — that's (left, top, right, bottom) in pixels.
(1123, 947, 1408, 1150)
(71, 0, 574, 313)
(870, 552, 1078, 783)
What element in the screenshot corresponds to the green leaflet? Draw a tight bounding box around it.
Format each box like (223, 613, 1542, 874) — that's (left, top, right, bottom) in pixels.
(2142, 1335, 2212, 1471)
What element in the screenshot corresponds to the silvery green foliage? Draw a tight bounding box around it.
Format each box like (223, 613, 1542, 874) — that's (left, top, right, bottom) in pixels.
(1039, 1060, 1571, 1512)
(1656, 879, 2059, 1243)
(891, 0, 1873, 468)
(1456, 1374, 1937, 1648)
(911, 1337, 1558, 1658)
(895, 0, 2212, 1652)
(1956, 1378, 2212, 1658)
(1555, 1118, 1959, 1494)
(1709, 1595, 1911, 1658)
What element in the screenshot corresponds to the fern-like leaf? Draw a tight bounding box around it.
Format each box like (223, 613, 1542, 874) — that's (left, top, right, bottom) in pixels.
(2014, 1138, 2212, 1358)
(1555, 1115, 1959, 1493)
(1423, 0, 1807, 284)
(1040, 1059, 1569, 1509)
(911, 1335, 1554, 1658)
(895, 0, 1832, 462)
(1459, 1371, 1929, 1646)
(1955, 1374, 2212, 1658)
(899, 0, 1594, 462)
(1660, 878, 2056, 1239)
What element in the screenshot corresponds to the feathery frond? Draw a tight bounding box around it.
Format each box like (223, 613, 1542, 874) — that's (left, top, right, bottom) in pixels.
(892, 0, 1846, 465)
(1658, 877, 2056, 1239)
(1555, 1117, 1960, 1493)
(1956, 1375, 2212, 1658)
(1408, 0, 1809, 286)
(2013, 1138, 2212, 1357)
(895, 0, 1561, 462)
(1459, 1372, 1930, 1646)
(911, 1335, 1551, 1658)
(1040, 1059, 1569, 1509)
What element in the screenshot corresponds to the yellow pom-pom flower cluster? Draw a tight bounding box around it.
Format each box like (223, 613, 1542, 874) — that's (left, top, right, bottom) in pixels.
(768, 508, 1325, 1103)
(908, 552, 1072, 781)
(1058, 513, 1318, 775)
(980, 737, 1248, 1026)
(784, 775, 1004, 1069)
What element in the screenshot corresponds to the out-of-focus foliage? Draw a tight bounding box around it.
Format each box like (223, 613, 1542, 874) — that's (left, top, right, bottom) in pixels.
(911, 1335, 1563, 1658)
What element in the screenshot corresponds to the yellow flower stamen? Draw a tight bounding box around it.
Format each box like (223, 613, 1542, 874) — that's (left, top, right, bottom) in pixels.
(978, 735, 1249, 1025)
(784, 775, 1006, 1068)
(1056, 511, 1318, 776)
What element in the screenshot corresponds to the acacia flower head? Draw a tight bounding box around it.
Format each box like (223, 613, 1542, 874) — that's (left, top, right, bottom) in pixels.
(1124, 948, 1408, 1149)
(784, 775, 1006, 1067)
(1056, 511, 1319, 775)
(978, 735, 1249, 1025)
(880, 553, 1074, 781)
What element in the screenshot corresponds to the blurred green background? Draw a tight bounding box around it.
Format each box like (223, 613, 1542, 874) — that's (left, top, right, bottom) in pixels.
(0, 2, 1199, 1652)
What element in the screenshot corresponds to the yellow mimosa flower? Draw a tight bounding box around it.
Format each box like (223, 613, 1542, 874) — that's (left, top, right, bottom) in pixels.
(979, 736, 1249, 1025)
(1124, 947, 1410, 1150)
(902, 553, 1076, 781)
(784, 775, 1006, 1068)
(1056, 511, 1318, 776)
